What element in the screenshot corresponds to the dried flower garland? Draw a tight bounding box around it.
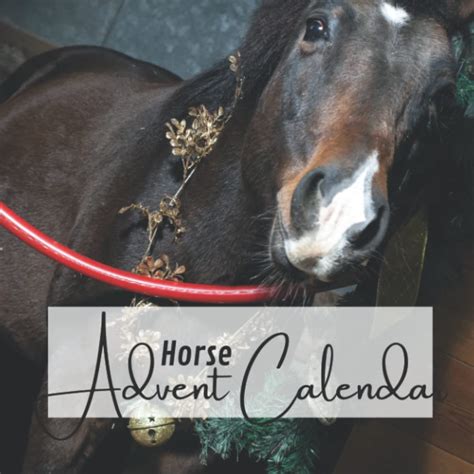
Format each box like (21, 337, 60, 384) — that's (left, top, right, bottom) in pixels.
(166, 106, 226, 175)
(135, 255, 186, 282)
(117, 53, 244, 447)
(120, 52, 243, 269)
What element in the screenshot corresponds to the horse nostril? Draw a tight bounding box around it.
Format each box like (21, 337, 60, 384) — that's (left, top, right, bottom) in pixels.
(291, 168, 325, 232)
(294, 169, 325, 205)
(307, 170, 325, 194)
(349, 206, 387, 249)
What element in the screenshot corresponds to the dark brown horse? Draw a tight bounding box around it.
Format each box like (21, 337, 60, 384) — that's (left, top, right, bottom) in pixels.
(0, 0, 473, 472)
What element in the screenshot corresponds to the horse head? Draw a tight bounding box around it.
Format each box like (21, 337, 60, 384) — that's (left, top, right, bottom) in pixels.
(239, 0, 473, 284)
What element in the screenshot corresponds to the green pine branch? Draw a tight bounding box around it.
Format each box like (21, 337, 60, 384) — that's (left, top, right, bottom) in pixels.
(195, 418, 323, 474)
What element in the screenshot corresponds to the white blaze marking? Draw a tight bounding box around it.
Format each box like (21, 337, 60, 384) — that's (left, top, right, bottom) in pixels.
(316, 153, 379, 252)
(285, 153, 380, 274)
(381, 2, 410, 26)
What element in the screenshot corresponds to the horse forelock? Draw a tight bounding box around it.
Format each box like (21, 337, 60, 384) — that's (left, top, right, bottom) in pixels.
(394, 0, 457, 27)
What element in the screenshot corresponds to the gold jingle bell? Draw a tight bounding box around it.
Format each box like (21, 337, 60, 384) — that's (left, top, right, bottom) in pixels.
(128, 407, 176, 448)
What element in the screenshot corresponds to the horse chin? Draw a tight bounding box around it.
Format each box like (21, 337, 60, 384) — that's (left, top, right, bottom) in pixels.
(270, 239, 309, 284)
(271, 247, 358, 290)
(269, 217, 360, 290)
(269, 219, 326, 286)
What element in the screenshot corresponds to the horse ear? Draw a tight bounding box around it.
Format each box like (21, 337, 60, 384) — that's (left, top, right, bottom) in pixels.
(448, 0, 474, 25)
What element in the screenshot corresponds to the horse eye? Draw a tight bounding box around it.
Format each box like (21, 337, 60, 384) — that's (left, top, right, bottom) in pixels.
(304, 18, 329, 42)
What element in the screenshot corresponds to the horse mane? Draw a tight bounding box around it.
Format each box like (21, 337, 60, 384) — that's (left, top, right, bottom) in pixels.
(164, 0, 311, 117)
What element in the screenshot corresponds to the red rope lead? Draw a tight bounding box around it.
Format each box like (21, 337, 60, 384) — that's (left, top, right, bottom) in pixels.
(0, 202, 277, 304)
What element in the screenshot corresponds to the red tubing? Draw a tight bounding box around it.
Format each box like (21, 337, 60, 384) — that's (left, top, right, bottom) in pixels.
(0, 202, 277, 304)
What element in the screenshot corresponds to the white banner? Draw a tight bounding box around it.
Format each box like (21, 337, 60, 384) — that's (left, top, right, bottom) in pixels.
(48, 306, 433, 419)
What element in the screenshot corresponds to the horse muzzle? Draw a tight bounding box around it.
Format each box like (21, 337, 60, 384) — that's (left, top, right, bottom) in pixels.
(272, 154, 390, 282)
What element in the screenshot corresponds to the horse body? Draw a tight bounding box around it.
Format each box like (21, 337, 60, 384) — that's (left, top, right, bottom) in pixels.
(0, 0, 473, 472)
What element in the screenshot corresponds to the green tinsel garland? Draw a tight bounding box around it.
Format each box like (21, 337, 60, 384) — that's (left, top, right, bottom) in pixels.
(194, 27, 474, 474)
(454, 25, 474, 109)
(457, 70, 474, 107)
(196, 418, 324, 474)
